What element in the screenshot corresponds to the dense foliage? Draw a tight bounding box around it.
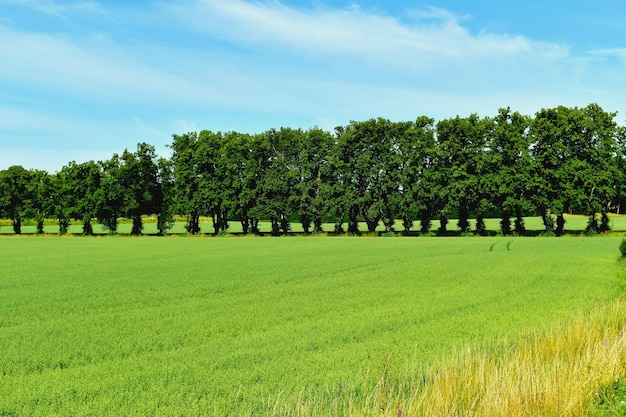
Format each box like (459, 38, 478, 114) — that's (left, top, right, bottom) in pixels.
(1, 104, 625, 235)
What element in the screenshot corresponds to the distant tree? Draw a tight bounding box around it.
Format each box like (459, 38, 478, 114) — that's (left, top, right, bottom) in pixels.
(530, 104, 619, 235)
(614, 126, 626, 215)
(118, 143, 162, 235)
(257, 128, 302, 235)
(97, 155, 125, 234)
(333, 118, 402, 234)
(24, 169, 53, 234)
(395, 117, 438, 234)
(49, 170, 73, 235)
(156, 157, 175, 235)
(321, 133, 347, 234)
(193, 130, 231, 234)
(0, 165, 32, 234)
(436, 114, 489, 234)
(60, 161, 102, 235)
(333, 121, 371, 234)
(292, 127, 332, 234)
(240, 133, 269, 235)
(487, 108, 535, 235)
(564, 104, 618, 233)
(220, 131, 257, 234)
(170, 133, 204, 234)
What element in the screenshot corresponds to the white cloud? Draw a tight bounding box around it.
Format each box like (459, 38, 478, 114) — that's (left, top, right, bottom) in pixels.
(0, 25, 229, 105)
(178, 0, 568, 69)
(588, 48, 626, 60)
(1, 0, 100, 18)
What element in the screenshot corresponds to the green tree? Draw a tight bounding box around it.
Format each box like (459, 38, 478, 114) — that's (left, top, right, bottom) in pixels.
(290, 127, 332, 234)
(395, 117, 438, 234)
(436, 114, 489, 234)
(565, 104, 618, 233)
(97, 155, 125, 234)
(333, 118, 402, 234)
(59, 161, 102, 235)
(156, 157, 175, 235)
(220, 131, 257, 234)
(24, 169, 53, 234)
(0, 165, 32, 234)
(240, 133, 269, 235)
(49, 170, 73, 235)
(530, 104, 619, 235)
(258, 128, 300, 235)
(170, 132, 203, 234)
(195, 130, 231, 234)
(119, 143, 162, 235)
(487, 108, 535, 235)
(614, 126, 626, 215)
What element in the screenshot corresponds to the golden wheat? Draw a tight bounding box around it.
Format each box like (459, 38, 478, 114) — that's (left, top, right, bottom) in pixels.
(278, 297, 626, 417)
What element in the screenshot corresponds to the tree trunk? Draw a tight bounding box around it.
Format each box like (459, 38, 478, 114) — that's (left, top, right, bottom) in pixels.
(83, 219, 93, 235)
(600, 210, 610, 233)
(220, 209, 229, 232)
(347, 205, 360, 235)
(131, 215, 142, 235)
(420, 209, 431, 234)
(402, 214, 412, 234)
(555, 213, 565, 236)
(500, 210, 511, 235)
(542, 207, 554, 233)
(457, 202, 470, 234)
(313, 215, 323, 234)
(300, 213, 311, 234)
(438, 210, 448, 234)
(514, 207, 525, 235)
(365, 217, 379, 233)
(476, 213, 486, 236)
(382, 208, 395, 233)
(270, 216, 280, 236)
(187, 212, 200, 234)
(334, 209, 344, 234)
(250, 218, 260, 235)
(280, 214, 290, 235)
(13, 217, 21, 234)
(58, 217, 69, 235)
(239, 208, 250, 234)
(36, 218, 44, 235)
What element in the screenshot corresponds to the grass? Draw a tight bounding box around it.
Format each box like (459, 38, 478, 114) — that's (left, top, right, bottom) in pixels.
(591, 375, 626, 416)
(0, 236, 624, 415)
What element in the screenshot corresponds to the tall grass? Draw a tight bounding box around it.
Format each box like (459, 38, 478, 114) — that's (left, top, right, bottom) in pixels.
(273, 296, 626, 417)
(409, 298, 626, 417)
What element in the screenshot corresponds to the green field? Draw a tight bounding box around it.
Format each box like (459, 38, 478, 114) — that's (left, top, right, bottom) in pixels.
(0, 236, 624, 415)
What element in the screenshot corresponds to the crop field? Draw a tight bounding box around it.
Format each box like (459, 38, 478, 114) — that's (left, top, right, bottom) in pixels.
(0, 236, 625, 416)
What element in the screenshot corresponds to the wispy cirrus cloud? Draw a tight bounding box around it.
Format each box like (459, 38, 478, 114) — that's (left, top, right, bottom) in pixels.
(0, 0, 100, 18)
(170, 0, 568, 70)
(588, 48, 626, 60)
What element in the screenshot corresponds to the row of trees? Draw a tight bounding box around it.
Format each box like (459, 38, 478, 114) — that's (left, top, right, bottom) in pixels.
(1, 103, 625, 236)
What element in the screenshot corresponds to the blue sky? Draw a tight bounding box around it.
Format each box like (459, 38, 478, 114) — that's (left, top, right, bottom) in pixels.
(2, 0, 626, 172)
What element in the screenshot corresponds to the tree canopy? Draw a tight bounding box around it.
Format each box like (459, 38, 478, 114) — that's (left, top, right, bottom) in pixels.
(1, 103, 624, 236)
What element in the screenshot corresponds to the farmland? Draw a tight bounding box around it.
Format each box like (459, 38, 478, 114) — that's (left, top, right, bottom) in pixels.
(0, 236, 625, 415)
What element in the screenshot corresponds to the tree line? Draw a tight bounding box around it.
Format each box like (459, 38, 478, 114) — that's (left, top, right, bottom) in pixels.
(1, 103, 625, 236)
